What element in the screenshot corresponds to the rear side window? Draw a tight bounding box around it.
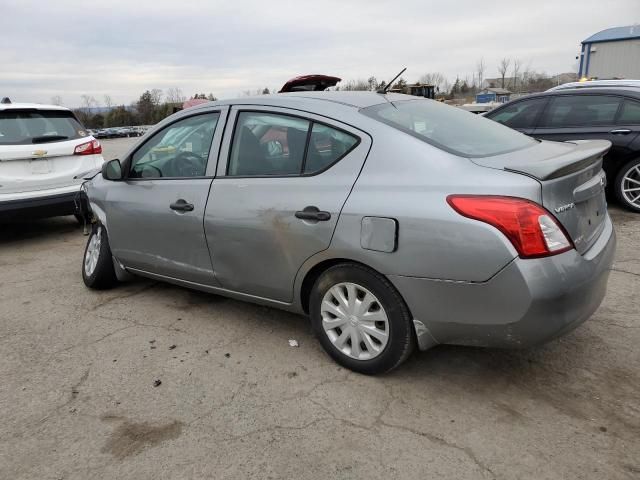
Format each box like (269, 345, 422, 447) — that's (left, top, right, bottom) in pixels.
(618, 100, 640, 124)
(0, 109, 86, 145)
(361, 99, 535, 157)
(540, 95, 622, 127)
(304, 123, 358, 174)
(228, 112, 358, 176)
(488, 98, 546, 129)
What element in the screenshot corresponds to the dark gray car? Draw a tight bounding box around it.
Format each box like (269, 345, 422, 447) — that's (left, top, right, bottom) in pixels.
(81, 92, 616, 374)
(485, 87, 640, 212)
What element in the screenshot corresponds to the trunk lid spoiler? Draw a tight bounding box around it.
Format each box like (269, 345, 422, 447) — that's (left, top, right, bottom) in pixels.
(503, 140, 611, 180)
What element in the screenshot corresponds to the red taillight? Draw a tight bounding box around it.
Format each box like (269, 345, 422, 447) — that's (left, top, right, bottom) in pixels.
(74, 139, 102, 155)
(447, 195, 574, 259)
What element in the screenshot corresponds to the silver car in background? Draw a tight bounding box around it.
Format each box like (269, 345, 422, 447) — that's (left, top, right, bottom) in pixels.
(81, 92, 616, 374)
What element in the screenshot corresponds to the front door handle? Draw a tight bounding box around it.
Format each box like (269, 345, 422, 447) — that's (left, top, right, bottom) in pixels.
(295, 206, 331, 221)
(610, 128, 631, 135)
(170, 199, 194, 212)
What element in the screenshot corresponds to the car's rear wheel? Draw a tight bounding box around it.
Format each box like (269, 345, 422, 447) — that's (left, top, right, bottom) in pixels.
(615, 158, 640, 213)
(309, 263, 415, 375)
(82, 223, 118, 289)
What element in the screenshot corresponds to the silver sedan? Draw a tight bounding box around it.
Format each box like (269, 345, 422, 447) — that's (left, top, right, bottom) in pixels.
(81, 92, 616, 374)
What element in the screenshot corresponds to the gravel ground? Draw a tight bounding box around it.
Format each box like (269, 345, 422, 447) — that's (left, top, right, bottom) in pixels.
(1, 138, 638, 479)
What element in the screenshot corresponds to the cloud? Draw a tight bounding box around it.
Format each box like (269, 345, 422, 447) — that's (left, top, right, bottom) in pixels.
(1, 0, 638, 106)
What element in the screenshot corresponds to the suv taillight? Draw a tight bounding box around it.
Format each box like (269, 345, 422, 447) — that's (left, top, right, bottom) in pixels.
(74, 139, 102, 155)
(446, 195, 573, 259)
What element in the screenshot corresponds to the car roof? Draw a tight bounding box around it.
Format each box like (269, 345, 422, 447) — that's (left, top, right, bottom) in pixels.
(200, 91, 415, 110)
(0, 102, 71, 111)
(498, 87, 640, 105)
(547, 79, 640, 91)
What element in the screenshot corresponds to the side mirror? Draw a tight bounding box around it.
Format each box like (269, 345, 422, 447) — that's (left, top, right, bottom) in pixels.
(102, 159, 123, 181)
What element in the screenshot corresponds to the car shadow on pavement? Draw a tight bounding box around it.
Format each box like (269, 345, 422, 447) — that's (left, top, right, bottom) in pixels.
(0, 216, 82, 245)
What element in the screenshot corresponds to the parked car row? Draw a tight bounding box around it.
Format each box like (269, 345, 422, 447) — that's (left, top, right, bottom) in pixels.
(88, 126, 148, 139)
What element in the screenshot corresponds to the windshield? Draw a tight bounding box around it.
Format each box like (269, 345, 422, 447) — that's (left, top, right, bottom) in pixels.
(361, 99, 536, 157)
(0, 110, 85, 145)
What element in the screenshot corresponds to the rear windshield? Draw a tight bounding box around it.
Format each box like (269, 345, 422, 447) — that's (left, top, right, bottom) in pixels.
(361, 99, 536, 157)
(0, 109, 86, 145)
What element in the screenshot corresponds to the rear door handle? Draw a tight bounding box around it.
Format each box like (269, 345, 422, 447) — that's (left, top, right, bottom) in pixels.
(610, 128, 631, 135)
(170, 199, 194, 212)
(295, 206, 331, 221)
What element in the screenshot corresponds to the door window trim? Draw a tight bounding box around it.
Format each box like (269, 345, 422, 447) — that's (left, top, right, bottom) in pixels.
(489, 96, 549, 129)
(222, 109, 361, 179)
(616, 98, 640, 125)
(538, 94, 624, 129)
(122, 109, 226, 181)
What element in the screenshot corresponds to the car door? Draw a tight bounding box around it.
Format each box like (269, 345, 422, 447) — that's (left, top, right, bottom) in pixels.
(204, 106, 371, 302)
(610, 98, 640, 161)
(532, 94, 635, 165)
(104, 108, 228, 285)
(485, 97, 548, 135)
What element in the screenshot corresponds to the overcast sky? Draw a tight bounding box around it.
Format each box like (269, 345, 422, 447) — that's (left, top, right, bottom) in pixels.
(1, 0, 638, 107)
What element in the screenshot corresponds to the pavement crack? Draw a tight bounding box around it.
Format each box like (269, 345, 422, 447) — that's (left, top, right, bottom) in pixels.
(611, 267, 640, 278)
(379, 421, 497, 479)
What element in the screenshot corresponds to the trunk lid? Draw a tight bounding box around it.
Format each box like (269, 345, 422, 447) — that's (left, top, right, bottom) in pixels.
(279, 74, 341, 93)
(472, 139, 611, 255)
(0, 138, 98, 193)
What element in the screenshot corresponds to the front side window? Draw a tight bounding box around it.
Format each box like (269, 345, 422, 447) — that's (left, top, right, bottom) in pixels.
(540, 95, 622, 128)
(0, 110, 86, 145)
(618, 100, 640, 124)
(488, 98, 546, 129)
(361, 99, 535, 157)
(129, 113, 219, 178)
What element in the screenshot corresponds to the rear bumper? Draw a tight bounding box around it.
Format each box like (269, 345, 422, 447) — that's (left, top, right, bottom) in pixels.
(389, 214, 617, 350)
(0, 190, 85, 220)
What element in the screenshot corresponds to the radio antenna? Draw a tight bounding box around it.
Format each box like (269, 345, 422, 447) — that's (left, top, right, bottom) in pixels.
(378, 67, 407, 94)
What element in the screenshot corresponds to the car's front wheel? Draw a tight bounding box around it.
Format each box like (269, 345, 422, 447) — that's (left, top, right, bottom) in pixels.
(309, 263, 415, 375)
(615, 158, 640, 213)
(82, 224, 118, 289)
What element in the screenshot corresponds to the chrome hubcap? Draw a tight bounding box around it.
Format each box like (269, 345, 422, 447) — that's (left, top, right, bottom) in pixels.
(84, 226, 101, 276)
(621, 164, 640, 209)
(321, 282, 389, 360)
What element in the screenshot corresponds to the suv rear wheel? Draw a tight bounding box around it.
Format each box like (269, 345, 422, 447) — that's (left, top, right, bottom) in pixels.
(309, 263, 415, 374)
(615, 158, 640, 213)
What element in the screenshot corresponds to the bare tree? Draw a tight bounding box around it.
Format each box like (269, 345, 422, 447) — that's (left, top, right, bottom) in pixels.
(150, 88, 163, 106)
(165, 87, 186, 104)
(80, 95, 97, 111)
(476, 58, 485, 89)
(498, 58, 511, 89)
(418, 72, 446, 92)
(103, 95, 113, 109)
(341, 79, 370, 91)
(511, 59, 522, 92)
(50, 95, 62, 106)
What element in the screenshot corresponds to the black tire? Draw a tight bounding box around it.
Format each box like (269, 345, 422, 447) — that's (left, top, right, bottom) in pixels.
(309, 263, 415, 375)
(82, 223, 118, 289)
(614, 158, 640, 213)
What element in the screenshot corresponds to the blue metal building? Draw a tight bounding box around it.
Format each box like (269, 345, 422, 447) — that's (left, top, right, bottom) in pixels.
(578, 25, 640, 79)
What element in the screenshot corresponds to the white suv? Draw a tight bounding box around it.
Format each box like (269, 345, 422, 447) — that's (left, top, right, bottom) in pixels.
(0, 98, 104, 221)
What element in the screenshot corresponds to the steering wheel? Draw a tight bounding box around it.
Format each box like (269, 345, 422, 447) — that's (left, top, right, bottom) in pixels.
(172, 152, 205, 177)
